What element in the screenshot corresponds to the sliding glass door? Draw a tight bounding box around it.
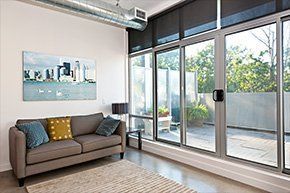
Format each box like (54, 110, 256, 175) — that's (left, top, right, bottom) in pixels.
(184, 39, 216, 152)
(128, 12, 290, 173)
(156, 48, 180, 144)
(225, 24, 277, 166)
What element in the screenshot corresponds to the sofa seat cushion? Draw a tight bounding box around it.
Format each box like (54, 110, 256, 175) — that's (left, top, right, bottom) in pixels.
(74, 134, 121, 153)
(27, 140, 81, 164)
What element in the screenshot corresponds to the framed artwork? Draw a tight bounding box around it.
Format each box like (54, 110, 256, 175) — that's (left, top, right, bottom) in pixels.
(23, 51, 96, 101)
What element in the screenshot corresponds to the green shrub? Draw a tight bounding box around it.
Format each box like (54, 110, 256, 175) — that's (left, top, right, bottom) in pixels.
(187, 104, 209, 120)
(147, 106, 169, 117)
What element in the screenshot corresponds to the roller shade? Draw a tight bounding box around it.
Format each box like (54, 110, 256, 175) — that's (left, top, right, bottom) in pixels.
(182, 0, 217, 37)
(128, 22, 153, 53)
(221, 0, 276, 28)
(153, 9, 180, 46)
(128, 0, 290, 54)
(283, 0, 290, 10)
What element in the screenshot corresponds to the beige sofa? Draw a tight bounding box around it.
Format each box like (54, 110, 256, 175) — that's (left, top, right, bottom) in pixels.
(9, 113, 126, 187)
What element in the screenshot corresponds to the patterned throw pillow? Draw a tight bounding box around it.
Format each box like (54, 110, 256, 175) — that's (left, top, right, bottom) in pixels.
(47, 117, 73, 141)
(96, 116, 120, 136)
(16, 121, 49, 149)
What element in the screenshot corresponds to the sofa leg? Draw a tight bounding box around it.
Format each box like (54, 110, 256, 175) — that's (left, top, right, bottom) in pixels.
(18, 178, 25, 187)
(120, 152, 124, 159)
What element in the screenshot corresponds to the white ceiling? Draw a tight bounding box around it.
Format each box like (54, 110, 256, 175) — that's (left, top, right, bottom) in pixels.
(105, 0, 185, 16)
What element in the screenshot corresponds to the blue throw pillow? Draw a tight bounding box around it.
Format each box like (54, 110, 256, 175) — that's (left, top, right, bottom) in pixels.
(16, 121, 49, 149)
(96, 116, 120, 136)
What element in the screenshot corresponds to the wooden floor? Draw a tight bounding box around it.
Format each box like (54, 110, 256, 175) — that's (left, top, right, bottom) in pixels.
(0, 148, 266, 193)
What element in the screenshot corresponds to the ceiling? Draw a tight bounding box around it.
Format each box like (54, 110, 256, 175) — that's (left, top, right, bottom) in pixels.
(105, 0, 185, 16)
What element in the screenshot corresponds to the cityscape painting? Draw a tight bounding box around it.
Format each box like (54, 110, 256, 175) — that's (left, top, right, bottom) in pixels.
(23, 51, 96, 101)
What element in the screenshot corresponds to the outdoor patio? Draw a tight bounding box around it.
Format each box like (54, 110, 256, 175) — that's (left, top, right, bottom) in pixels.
(141, 125, 290, 168)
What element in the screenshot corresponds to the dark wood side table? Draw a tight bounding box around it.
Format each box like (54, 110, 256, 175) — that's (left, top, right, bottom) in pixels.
(126, 128, 143, 150)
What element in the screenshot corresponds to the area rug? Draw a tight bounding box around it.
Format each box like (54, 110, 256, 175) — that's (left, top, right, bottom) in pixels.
(26, 160, 196, 193)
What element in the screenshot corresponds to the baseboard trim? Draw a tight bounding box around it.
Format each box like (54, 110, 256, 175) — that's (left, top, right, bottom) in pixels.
(0, 162, 11, 172)
(129, 137, 290, 193)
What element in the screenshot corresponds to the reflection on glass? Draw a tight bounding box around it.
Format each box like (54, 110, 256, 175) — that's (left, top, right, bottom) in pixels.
(283, 20, 290, 169)
(226, 24, 277, 166)
(156, 49, 180, 143)
(185, 39, 215, 152)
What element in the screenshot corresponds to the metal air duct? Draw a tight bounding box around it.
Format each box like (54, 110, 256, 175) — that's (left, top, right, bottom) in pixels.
(24, 0, 147, 30)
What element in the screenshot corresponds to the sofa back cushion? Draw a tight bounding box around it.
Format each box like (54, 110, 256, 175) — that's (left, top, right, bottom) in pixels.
(16, 119, 48, 131)
(16, 121, 49, 149)
(71, 113, 104, 137)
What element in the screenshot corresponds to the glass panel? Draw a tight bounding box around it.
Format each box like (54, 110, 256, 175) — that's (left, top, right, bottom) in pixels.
(226, 24, 277, 166)
(221, 0, 276, 28)
(283, 20, 290, 169)
(130, 117, 153, 140)
(156, 49, 180, 143)
(130, 53, 153, 116)
(184, 39, 215, 152)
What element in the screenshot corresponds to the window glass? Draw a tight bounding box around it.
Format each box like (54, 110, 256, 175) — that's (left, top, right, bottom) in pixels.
(156, 49, 180, 143)
(226, 24, 277, 166)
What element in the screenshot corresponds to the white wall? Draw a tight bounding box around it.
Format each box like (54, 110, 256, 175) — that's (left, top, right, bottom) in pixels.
(0, 0, 127, 171)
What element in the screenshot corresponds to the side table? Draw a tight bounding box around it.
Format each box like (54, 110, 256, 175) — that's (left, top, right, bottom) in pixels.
(126, 128, 143, 150)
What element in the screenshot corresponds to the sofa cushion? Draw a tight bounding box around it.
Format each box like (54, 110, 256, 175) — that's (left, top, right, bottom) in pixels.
(47, 117, 73, 141)
(71, 113, 104, 137)
(16, 119, 47, 131)
(74, 134, 121, 153)
(96, 116, 120, 136)
(16, 121, 49, 149)
(26, 140, 81, 164)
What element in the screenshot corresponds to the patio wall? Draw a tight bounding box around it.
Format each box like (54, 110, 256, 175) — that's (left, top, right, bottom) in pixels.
(201, 92, 290, 132)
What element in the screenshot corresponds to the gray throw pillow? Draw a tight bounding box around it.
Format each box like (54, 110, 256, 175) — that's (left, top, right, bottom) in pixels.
(96, 116, 120, 136)
(16, 121, 49, 149)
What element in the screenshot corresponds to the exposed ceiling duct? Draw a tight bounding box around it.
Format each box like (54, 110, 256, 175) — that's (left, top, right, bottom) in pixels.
(24, 0, 147, 31)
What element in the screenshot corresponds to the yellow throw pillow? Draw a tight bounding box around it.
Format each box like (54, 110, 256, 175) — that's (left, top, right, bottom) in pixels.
(47, 117, 73, 141)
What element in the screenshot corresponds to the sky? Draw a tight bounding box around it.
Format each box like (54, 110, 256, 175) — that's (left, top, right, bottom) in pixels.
(23, 51, 95, 71)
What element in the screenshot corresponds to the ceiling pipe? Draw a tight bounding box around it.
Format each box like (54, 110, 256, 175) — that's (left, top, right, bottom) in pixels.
(26, 0, 147, 30)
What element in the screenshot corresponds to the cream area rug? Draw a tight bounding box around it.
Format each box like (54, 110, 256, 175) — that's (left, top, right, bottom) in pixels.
(26, 160, 196, 193)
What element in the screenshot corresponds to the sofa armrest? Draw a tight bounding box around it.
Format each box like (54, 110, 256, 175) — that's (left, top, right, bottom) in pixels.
(114, 121, 126, 152)
(9, 126, 26, 179)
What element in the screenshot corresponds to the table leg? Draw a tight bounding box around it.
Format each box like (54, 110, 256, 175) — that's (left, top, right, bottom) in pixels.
(138, 131, 142, 150)
(126, 133, 129, 146)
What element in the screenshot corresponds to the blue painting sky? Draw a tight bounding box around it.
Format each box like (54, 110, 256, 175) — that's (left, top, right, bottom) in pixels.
(23, 51, 95, 71)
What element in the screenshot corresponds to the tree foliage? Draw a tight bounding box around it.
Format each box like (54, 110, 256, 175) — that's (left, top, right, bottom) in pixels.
(184, 44, 278, 93)
(157, 50, 179, 70)
(186, 44, 215, 93)
(131, 28, 290, 94)
(226, 46, 276, 92)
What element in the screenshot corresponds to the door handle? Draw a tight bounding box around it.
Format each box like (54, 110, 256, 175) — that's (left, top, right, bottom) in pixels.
(213, 89, 224, 102)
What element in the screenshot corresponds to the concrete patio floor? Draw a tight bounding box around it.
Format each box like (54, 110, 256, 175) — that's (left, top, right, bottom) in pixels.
(141, 125, 290, 168)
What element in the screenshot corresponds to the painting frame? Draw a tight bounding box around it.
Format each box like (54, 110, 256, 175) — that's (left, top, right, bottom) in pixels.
(22, 51, 97, 101)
